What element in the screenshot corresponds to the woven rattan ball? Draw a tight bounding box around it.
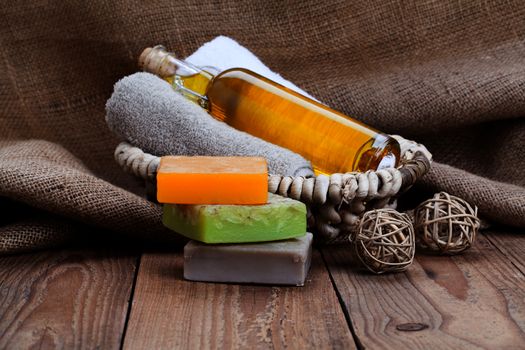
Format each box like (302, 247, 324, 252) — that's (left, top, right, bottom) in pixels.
(414, 192, 479, 254)
(352, 209, 415, 274)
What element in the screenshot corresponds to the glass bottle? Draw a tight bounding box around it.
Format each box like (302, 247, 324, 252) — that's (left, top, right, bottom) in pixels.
(139, 45, 400, 174)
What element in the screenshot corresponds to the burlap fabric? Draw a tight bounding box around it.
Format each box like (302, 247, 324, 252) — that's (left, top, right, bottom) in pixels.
(1, 1, 524, 254)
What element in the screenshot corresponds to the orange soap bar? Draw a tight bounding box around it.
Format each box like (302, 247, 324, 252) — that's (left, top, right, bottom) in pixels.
(157, 156, 268, 204)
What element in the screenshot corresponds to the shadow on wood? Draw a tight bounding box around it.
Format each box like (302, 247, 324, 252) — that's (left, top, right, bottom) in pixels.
(122, 249, 356, 349)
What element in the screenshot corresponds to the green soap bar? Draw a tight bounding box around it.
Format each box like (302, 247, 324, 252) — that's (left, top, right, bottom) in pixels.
(162, 193, 306, 243)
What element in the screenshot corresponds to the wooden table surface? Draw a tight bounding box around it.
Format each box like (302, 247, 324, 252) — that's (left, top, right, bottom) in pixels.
(1, 229, 524, 349)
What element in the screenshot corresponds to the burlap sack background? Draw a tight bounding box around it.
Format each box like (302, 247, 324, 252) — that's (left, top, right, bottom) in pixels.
(1, 1, 524, 254)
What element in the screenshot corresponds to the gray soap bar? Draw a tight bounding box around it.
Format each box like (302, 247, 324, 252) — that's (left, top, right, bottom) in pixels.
(183, 233, 313, 286)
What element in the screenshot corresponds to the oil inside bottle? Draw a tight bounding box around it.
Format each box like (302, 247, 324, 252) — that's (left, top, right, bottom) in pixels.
(175, 69, 399, 174)
(166, 70, 213, 107)
(141, 46, 400, 174)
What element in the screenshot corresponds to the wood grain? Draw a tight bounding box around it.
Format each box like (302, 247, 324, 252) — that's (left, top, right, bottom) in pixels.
(483, 229, 525, 274)
(0, 248, 137, 349)
(322, 232, 525, 349)
(123, 249, 356, 349)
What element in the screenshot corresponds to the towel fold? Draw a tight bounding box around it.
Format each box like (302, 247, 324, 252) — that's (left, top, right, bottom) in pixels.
(185, 36, 315, 99)
(105, 72, 314, 177)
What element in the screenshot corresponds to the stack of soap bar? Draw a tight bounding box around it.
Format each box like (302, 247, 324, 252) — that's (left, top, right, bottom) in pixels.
(184, 233, 313, 286)
(157, 156, 268, 204)
(157, 155, 311, 286)
(163, 193, 306, 243)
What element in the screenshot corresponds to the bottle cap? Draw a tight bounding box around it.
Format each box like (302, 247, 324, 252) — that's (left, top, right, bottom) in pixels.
(138, 45, 177, 77)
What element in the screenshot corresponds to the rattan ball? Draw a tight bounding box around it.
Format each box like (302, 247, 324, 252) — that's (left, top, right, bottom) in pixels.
(352, 209, 415, 274)
(414, 192, 479, 254)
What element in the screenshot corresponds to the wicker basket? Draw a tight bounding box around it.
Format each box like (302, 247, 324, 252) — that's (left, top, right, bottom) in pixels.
(115, 135, 432, 243)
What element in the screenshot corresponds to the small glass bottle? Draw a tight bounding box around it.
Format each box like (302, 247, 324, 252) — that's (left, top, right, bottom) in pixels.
(139, 45, 400, 174)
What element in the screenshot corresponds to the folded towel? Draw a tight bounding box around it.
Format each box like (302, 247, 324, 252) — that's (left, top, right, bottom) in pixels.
(106, 36, 316, 177)
(105, 36, 318, 177)
(185, 36, 315, 99)
(105, 72, 314, 177)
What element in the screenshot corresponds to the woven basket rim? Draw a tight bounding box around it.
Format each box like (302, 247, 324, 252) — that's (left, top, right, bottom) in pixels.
(114, 134, 432, 189)
(113, 136, 432, 242)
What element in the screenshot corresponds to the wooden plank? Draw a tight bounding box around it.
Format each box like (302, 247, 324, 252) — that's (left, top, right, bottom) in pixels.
(322, 232, 525, 349)
(483, 229, 525, 274)
(123, 249, 356, 349)
(0, 248, 138, 349)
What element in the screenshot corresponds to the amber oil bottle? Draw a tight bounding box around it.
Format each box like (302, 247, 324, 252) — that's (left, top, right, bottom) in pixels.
(139, 45, 400, 174)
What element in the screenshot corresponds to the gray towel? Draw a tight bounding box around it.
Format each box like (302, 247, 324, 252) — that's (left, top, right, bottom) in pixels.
(105, 72, 313, 177)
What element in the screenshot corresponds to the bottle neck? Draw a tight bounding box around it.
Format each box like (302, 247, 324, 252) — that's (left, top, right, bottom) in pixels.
(139, 45, 215, 109)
